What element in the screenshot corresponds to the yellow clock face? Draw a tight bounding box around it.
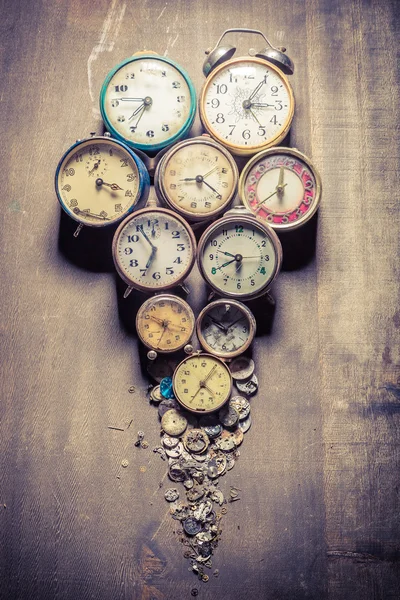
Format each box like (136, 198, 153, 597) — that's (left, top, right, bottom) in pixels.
(56, 137, 142, 226)
(173, 354, 232, 413)
(136, 294, 195, 353)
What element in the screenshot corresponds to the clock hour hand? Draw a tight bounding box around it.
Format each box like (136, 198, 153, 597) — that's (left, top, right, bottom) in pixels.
(117, 97, 145, 102)
(88, 160, 101, 174)
(146, 247, 157, 269)
(202, 166, 218, 179)
(139, 225, 157, 250)
(95, 178, 123, 191)
(250, 102, 275, 108)
(129, 96, 152, 123)
(255, 183, 287, 208)
(208, 316, 228, 333)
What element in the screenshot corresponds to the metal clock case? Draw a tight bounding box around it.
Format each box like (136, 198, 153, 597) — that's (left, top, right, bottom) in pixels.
(100, 53, 196, 154)
(112, 206, 197, 297)
(55, 136, 150, 235)
(197, 206, 282, 301)
(136, 294, 195, 358)
(239, 147, 322, 231)
(154, 135, 239, 223)
(172, 353, 232, 414)
(199, 28, 295, 157)
(196, 299, 256, 359)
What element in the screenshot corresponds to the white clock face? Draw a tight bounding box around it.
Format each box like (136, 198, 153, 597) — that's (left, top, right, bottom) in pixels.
(200, 58, 294, 154)
(113, 209, 196, 291)
(158, 140, 237, 219)
(56, 139, 141, 226)
(198, 216, 280, 298)
(102, 57, 194, 149)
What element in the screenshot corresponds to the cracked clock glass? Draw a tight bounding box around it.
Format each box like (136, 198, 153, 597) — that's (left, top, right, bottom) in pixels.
(196, 299, 256, 358)
(173, 354, 232, 413)
(112, 207, 196, 293)
(55, 137, 149, 227)
(197, 209, 282, 300)
(155, 136, 238, 221)
(136, 294, 195, 353)
(100, 54, 196, 152)
(199, 57, 294, 156)
(239, 147, 322, 230)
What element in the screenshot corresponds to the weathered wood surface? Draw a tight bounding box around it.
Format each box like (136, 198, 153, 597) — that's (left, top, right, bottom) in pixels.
(0, 1, 399, 599)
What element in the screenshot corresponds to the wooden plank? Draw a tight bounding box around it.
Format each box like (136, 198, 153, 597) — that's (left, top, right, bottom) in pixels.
(0, 0, 398, 599)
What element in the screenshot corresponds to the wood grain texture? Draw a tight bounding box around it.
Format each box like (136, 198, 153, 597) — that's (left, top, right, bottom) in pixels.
(0, 0, 398, 599)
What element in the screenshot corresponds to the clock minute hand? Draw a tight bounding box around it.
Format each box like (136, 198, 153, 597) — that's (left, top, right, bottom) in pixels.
(250, 102, 275, 108)
(202, 180, 222, 199)
(248, 80, 265, 101)
(255, 183, 288, 208)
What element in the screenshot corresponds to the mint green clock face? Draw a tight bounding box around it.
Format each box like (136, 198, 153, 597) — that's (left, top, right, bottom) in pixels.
(101, 56, 195, 151)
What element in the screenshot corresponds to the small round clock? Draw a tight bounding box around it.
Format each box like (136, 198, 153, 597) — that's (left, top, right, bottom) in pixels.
(154, 135, 238, 222)
(239, 147, 322, 230)
(112, 207, 196, 296)
(196, 299, 256, 358)
(136, 294, 195, 357)
(197, 206, 282, 300)
(55, 136, 150, 231)
(100, 53, 196, 153)
(173, 353, 232, 413)
(199, 29, 294, 156)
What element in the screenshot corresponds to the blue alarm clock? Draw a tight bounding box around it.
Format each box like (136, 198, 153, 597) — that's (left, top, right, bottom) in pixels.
(100, 53, 196, 154)
(55, 135, 150, 235)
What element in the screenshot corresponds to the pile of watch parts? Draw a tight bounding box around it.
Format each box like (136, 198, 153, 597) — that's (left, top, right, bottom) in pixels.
(148, 356, 257, 581)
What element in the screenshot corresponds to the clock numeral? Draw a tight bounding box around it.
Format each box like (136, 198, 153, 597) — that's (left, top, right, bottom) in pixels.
(127, 173, 136, 182)
(115, 204, 123, 212)
(258, 126, 266, 136)
(117, 115, 125, 122)
(162, 124, 170, 132)
(69, 199, 78, 207)
(169, 170, 176, 176)
(264, 255, 270, 261)
(237, 282, 241, 289)
(222, 182, 228, 188)
(140, 269, 147, 276)
(190, 202, 197, 209)
(125, 248, 133, 255)
(172, 231, 180, 238)
(210, 240, 217, 246)
(125, 73, 135, 79)
(228, 125, 236, 136)
(211, 98, 220, 108)
(75, 154, 83, 163)
(177, 244, 185, 251)
(250, 280, 255, 287)
(146, 130, 155, 138)
(114, 85, 128, 92)
(270, 115, 278, 125)
(127, 234, 139, 243)
(209, 254, 214, 260)
(242, 129, 251, 140)
(170, 184, 176, 189)
(216, 113, 225, 124)
(64, 168, 75, 177)
(271, 86, 278, 96)
(177, 96, 185, 102)
(260, 267, 266, 275)
(211, 267, 217, 275)
(173, 257, 182, 264)
(125, 190, 133, 197)
(261, 240, 267, 247)
(120, 158, 129, 167)
(205, 202, 211, 208)
(166, 267, 174, 275)
(62, 184, 71, 192)
(221, 168, 228, 174)
(235, 225, 243, 233)
(129, 259, 138, 267)
(152, 272, 161, 280)
(216, 84, 227, 94)
(172, 81, 181, 88)
(111, 100, 119, 107)
(305, 179, 313, 190)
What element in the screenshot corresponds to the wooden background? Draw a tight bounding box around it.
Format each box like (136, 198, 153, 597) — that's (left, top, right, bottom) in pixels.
(0, 0, 399, 598)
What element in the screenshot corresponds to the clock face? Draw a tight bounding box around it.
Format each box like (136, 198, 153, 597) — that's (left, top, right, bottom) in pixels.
(173, 354, 232, 413)
(197, 212, 282, 299)
(136, 295, 195, 353)
(156, 137, 238, 221)
(196, 299, 256, 358)
(239, 148, 322, 230)
(100, 55, 196, 152)
(113, 208, 196, 292)
(55, 137, 148, 226)
(200, 57, 294, 155)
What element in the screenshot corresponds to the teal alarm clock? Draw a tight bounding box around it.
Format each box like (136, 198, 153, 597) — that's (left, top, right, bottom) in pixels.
(100, 52, 196, 154)
(55, 135, 150, 234)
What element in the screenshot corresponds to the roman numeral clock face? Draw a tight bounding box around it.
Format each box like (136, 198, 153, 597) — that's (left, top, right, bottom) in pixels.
(199, 57, 294, 156)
